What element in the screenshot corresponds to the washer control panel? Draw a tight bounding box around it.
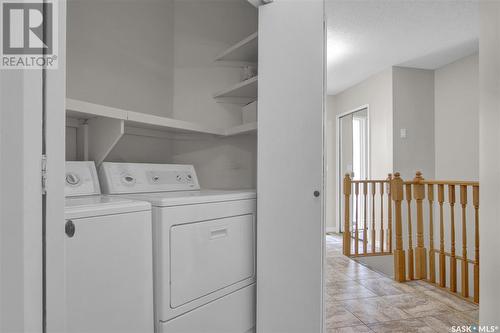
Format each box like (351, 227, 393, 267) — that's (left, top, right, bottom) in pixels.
(65, 161, 101, 197)
(99, 163, 200, 194)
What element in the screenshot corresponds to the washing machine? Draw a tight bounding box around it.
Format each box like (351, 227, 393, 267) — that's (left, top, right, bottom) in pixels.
(98, 162, 257, 333)
(64, 161, 154, 333)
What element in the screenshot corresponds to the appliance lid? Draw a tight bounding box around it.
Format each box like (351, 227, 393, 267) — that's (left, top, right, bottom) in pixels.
(65, 161, 101, 197)
(64, 195, 151, 219)
(112, 189, 256, 207)
(99, 163, 200, 194)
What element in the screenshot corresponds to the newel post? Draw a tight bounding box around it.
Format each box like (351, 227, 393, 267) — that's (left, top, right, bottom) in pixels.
(391, 172, 406, 282)
(343, 174, 352, 256)
(413, 171, 427, 280)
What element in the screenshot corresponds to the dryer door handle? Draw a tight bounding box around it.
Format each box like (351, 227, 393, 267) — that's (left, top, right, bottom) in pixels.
(210, 228, 228, 240)
(65, 220, 76, 238)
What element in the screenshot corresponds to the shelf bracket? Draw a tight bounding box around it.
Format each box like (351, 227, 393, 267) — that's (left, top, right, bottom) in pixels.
(87, 117, 124, 166)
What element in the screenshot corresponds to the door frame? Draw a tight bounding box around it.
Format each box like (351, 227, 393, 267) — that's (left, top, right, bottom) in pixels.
(335, 104, 370, 233)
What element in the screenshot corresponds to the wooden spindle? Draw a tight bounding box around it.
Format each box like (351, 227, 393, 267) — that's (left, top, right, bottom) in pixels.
(343, 174, 352, 256)
(413, 172, 427, 280)
(391, 173, 406, 282)
(460, 185, 469, 298)
(363, 182, 368, 254)
(473, 185, 479, 303)
(449, 184, 457, 293)
(372, 182, 376, 253)
(355, 182, 359, 255)
(380, 181, 385, 253)
(428, 184, 436, 283)
(387, 174, 393, 253)
(406, 183, 414, 280)
(438, 184, 446, 287)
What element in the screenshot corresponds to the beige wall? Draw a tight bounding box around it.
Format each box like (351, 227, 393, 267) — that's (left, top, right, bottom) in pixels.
(325, 68, 393, 232)
(435, 53, 479, 180)
(392, 67, 435, 180)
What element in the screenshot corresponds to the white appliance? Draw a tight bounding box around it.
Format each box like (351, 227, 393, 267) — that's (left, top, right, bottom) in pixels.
(64, 161, 154, 333)
(98, 162, 257, 333)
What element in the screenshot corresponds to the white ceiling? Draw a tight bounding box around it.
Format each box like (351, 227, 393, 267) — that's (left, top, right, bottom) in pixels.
(326, 0, 479, 95)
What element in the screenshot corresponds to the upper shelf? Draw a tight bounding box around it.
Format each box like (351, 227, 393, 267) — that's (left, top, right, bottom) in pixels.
(215, 32, 258, 64)
(66, 98, 256, 137)
(213, 76, 258, 104)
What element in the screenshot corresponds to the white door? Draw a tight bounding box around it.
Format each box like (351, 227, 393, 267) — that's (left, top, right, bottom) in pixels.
(257, 1, 325, 332)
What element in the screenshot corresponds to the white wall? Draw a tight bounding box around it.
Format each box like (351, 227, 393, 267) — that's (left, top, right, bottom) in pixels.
(172, 0, 256, 128)
(170, 0, 257, 189)
(66, 0, 258, 189)
(435, 54, 479, 180)
(67, 0, 175, 118)
(1, 66, 43, 332)
(66, 0, 177, 163)
(325, 69, 393, 231)
(479, 1, 500, 324)
(392, 67, 435, 180)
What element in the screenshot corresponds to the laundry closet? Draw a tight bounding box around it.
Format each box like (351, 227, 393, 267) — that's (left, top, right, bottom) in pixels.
(62, 1, 259, 332)
(29, 1, 326, 332)
(65, 0, 258, 189)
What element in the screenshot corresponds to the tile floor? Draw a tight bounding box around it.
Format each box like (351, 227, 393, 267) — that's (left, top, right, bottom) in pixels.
(325, 234, 478, 333)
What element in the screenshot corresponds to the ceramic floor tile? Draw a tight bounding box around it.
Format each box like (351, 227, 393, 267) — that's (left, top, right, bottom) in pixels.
(326, 280, 377, 301)
(325, 271, 352, 282)
(460, 309, 479, 322)
(380, 293, 454, 317)
(357, 277, 417, 296)
(338, 297, 412, 324)
(325, 303, 364, 329)
(328, 324, 373, 333)
(368, 318, 435, 333)
(338, 266, 384, 280)
(420, 288, 478, 312)
(325, 234, 478, 332)
(419, 312, 476, 332)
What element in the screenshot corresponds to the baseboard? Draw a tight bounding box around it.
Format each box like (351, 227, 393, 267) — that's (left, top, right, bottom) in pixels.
(326, 227, 338, 234)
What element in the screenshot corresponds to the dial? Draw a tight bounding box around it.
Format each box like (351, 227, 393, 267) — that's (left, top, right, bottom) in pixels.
(65, 173, 81, 186)
(121, 174, 136, 186)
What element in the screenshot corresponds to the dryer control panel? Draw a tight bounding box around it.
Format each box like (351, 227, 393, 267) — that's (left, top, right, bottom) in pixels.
(65, 161, 101, 197)
(99, 163, 200, 194)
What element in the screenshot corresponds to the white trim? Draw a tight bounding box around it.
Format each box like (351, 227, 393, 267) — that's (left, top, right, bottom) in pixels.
(325, 227, 337, 234)
(45, 1, 67, 331)
(335, 104, 371, 233)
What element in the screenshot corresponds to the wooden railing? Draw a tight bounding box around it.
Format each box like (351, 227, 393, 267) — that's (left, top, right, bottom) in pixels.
(343, 171, 479, 304)
(391, 172, 479, 303)
(342, 174, 393, 257)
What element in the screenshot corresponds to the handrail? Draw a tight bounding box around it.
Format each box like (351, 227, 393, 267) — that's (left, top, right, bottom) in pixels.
(403, 180, 479, 186)
(390, 171, 479, 303)
(342, 170, 480, 304)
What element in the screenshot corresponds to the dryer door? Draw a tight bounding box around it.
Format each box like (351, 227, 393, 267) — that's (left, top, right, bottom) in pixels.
(170, 214, 255, 308)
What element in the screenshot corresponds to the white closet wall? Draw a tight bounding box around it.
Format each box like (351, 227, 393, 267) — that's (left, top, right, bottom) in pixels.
(67, 0, 175, 118)
(66, 0, 258, 189)
(171, 0, 257, 189)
